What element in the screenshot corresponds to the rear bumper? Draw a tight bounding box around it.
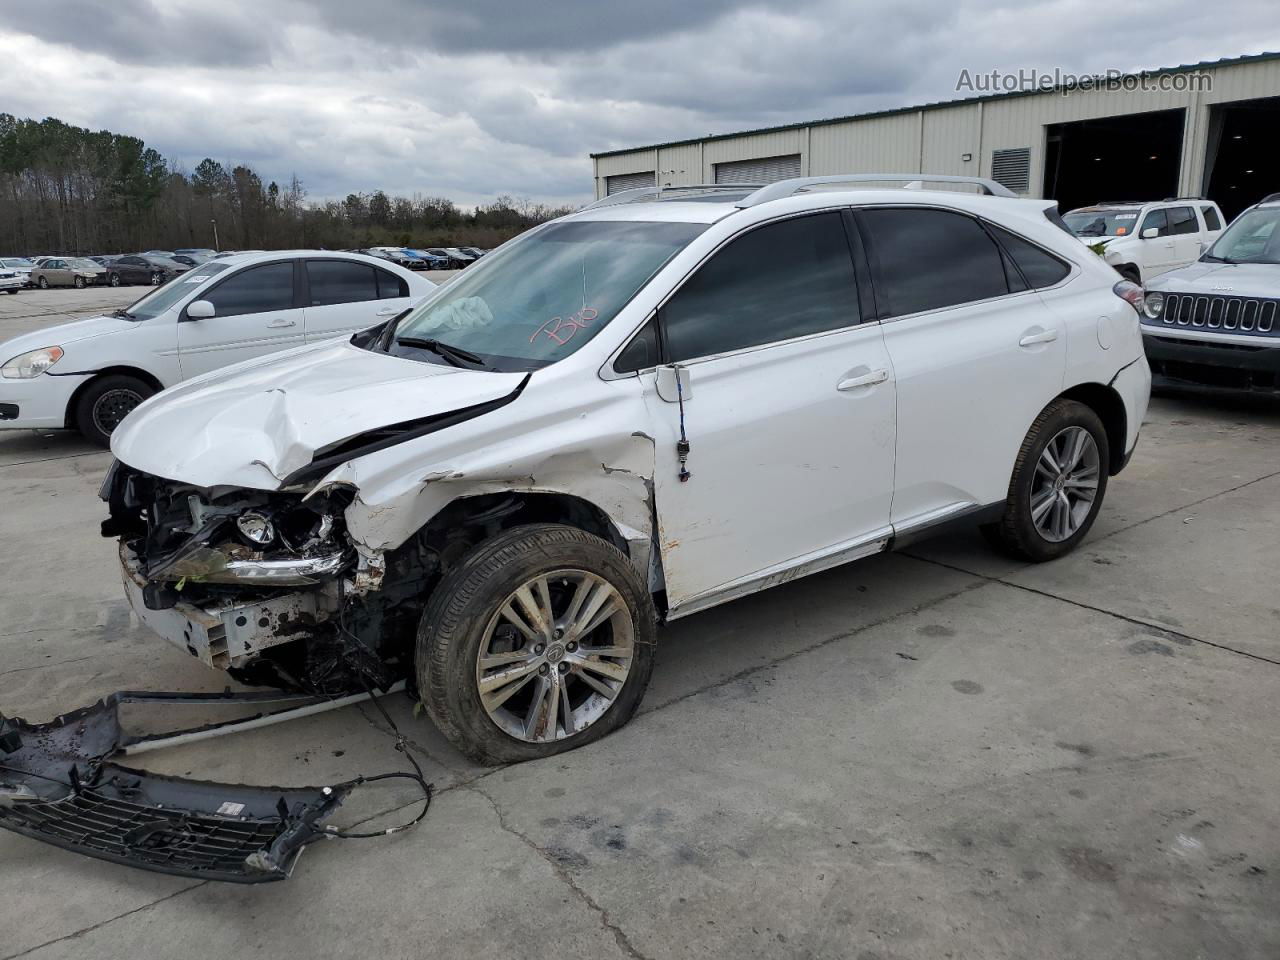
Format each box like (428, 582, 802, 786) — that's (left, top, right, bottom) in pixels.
(1143, 332, 1280, 394)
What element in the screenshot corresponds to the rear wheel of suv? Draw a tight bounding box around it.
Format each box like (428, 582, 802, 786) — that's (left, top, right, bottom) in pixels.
(984, 399, 1110, 562)
(417, 523, 656, 765)
(74, 374, 156, 447)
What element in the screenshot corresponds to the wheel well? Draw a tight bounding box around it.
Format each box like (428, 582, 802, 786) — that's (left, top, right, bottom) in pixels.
(1117, 263, 1141, 282)
(63, 367, 165, 428)
(1060, 382, 1127, 475)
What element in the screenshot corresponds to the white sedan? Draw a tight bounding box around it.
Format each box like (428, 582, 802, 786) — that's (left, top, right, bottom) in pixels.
(0, 251, 434, 445)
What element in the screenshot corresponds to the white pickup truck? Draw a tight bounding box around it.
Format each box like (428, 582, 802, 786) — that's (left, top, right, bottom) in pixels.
(1064, 198, 1226, 284)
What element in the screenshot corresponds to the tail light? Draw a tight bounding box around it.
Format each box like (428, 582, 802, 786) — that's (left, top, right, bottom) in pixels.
(1113, 280, 1145, 314)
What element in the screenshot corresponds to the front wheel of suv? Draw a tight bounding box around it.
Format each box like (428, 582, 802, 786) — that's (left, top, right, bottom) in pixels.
(416, 523, 656, 765)
(984, 399, 1110, 562)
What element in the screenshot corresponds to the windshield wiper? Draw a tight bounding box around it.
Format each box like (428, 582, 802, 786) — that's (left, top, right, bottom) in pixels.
(110, 308, 136, 320)
(395, 336, 488, 369)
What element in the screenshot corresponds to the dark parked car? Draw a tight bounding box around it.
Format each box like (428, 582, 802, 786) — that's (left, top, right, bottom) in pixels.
(174, 248, 217, 262)
(103, 254, 191, 287)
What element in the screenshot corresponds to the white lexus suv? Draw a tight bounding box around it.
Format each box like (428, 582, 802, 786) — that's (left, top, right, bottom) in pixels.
(99, 175, 1151, 764)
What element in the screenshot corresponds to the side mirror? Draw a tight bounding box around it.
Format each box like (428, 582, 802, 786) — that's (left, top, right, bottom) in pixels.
(655, 364, 692, 403)
(1141, 227, 1159, 240)
(185, 299, 216, 320)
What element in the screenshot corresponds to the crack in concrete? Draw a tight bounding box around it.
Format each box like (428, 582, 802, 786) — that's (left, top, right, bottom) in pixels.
(466, 782, 653, 960)
(0, 882, 207, 960)
(907, 554, 1280, 667)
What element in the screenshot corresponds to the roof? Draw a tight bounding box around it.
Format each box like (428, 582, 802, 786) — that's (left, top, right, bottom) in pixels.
(591, 51, 1280, 160)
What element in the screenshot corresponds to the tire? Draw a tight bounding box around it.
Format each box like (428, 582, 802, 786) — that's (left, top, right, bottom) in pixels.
(5, 289, 17, 295)
(109, 273, 120, 287)
(984, 399, 1110, 562)
(37, 276, 48, 289)
(73, 374, 156, 447)
(149, 271, 163, 285)
(417, 523, 657, 765)
(74, 275, 86, 288)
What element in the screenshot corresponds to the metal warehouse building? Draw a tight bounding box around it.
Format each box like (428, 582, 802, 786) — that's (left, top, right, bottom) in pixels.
(590, 52, 1280, 220)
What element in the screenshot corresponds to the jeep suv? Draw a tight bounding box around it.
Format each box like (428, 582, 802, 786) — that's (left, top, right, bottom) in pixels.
(99, 174, 1151, 764)
(1142, 193, 1280, 394)
(1064, 198, 1225, 283)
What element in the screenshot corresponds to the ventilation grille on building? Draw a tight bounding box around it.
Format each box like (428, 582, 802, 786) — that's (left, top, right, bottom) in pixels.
(714, 154, 802, 185)
(605, 171, 656, 195)
(991, 148, 1031, 194)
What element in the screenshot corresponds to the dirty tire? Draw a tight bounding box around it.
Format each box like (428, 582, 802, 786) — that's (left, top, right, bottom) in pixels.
(416, 523, 656, 765)
(984, 398, 1110, 563)
(73, 373, 155, 447)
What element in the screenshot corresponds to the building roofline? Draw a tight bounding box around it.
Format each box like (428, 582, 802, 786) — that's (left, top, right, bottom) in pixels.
(589, 51, 1280, 160)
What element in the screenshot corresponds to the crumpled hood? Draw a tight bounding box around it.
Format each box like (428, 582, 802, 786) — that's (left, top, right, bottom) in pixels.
(0, 314, 134, 360)
(111, 339, 526, 490)
(1145, 260, 1280, 297)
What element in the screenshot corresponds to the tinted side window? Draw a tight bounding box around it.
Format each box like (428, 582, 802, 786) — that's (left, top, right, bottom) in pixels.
(1201, 206, 1222, 231)
(1142, 209, 1169, 237)
(861, 208, 1008, 316)
(205, 263, 295, 317)
(660, 212, 859, 363)
(988, 225, 1071, 289)
(1169, 206, 1198, 236)
(615, 315, 661, 373)
(307, 260, 378, 305)
(376, 268, 409, 299)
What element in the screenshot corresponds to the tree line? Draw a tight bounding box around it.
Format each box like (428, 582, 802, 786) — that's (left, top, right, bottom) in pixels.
(0, 114, 576, 256)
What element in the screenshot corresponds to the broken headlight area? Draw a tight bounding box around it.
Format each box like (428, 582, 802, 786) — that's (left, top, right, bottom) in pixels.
(101, 461, 353, 589)
(102, 461, 431, 698)
(0, 690, 431, 883)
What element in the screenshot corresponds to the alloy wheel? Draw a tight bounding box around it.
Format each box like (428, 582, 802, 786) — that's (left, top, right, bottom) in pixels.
(476, 569, 635, 743)
(92, 388, 144, 436)
(1030, 425, 1100, 543)
(150, 272, 163, 285)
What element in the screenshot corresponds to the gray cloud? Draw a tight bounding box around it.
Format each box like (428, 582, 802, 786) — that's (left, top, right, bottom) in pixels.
(0, 0, 1277, 206)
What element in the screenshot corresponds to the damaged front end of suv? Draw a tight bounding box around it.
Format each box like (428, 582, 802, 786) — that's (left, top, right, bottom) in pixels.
(103, 463, 409, 693)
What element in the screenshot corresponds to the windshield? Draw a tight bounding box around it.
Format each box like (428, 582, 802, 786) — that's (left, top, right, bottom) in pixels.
(68, 258, 100, 270)
(1064, 209, 1143, 237)
(1203, 207, 1280, 264)
(386, 219, 707, 371)
(119, 262, 230, 321)
(4, 258, 34, 267)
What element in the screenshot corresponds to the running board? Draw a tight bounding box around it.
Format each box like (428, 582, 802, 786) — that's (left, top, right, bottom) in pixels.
(0, 683, 406, 883)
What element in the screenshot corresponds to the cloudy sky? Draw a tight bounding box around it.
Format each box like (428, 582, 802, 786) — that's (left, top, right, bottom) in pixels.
(1, 0, 1277, 207)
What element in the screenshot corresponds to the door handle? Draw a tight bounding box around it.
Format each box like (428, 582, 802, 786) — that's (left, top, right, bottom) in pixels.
(836, 368, 889, 391)
(1018, 329, 1058, 347)
(376, 306, 399, 316)
(267, 318, 297, 328)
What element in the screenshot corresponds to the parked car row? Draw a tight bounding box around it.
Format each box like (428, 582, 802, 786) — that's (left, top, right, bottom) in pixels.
(357, 246, 486, 270)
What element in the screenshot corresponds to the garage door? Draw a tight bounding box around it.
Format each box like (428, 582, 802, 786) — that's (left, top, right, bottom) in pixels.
(714, 154, 802, 185)
(606, 171, 656, 195)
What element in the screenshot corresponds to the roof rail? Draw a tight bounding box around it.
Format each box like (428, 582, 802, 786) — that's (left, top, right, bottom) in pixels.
(735, 173, 1018, 208)
(1162, 196, 1207, 202)
(581, 183, 764, 211)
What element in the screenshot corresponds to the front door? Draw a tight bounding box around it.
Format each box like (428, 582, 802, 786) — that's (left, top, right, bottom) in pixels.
(177, 260, 305, 379)
(640, 210, 897, 615)
(1137, 208, 1178, 276)
(856, 207, 1068, 527)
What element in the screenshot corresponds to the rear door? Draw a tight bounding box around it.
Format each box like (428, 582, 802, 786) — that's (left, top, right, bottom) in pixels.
(176, 260, 305, 379)
(302, 259, 413, 342)
(860, 206, 1068, 530)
